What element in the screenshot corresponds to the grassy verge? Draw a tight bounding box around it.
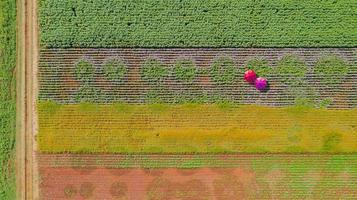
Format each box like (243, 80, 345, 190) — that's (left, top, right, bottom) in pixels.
(39, 0, 356, 48)
(38, 102, 357, 153)
(0, 0, 16, 198)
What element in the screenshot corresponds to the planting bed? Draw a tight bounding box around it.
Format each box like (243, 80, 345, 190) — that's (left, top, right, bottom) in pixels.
(39, 155, 357, 199)
(38, 103, 357, 153)
(39, 0, 356, 48)
(39, 48, 357, 107)
(37, 48, 357, 154)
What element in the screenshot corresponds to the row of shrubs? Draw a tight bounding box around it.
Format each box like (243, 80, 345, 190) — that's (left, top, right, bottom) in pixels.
(72, 54, 350, 86)
(39, 54, 353, 107)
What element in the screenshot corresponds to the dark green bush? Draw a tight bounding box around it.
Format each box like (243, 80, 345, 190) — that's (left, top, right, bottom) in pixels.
(314, 56, 349, 85)
(275, 55, 307, 86)
(210, 57, 237, 85)
(141, 58, 167, 84)
(103, 58, 127, 83)
(74, 59, 96, 83)
(246, 58, 272, 77)
(174, 58, 197, 83)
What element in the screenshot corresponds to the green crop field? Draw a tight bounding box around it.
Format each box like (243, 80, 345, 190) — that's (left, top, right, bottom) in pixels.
(39, 0, 357, 48)
(0, 0, 16, 199)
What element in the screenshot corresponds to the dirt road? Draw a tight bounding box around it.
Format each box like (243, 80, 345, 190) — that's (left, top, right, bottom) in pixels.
(16, 0, 39, 198)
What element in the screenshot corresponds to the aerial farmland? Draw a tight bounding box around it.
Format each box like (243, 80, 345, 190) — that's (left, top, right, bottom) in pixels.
(0, 0, 356, 199)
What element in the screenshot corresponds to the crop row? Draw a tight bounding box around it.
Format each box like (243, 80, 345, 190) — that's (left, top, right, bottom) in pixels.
(38, 154, 357, 170)
(39, 0, 357, 48)
(39, 49, 357, 108)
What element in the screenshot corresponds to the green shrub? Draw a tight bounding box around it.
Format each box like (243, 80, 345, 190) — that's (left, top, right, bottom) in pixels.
(75, 85, 102, 103)
(314, 56, 349, 85)
(317, 98, 333, 108)
(145, 90, 164, 104)
(141, 58, 167, 84)
(246, 57, 272, 77)
(74, 59, 96, 83)
(293, 98, 315, 108)
(173, 58, 197, 83)
(210, 57, 237, 85)
(103, 58, 127, 83)
(322, 132, 342, 152)
(275, 55, 307, 86)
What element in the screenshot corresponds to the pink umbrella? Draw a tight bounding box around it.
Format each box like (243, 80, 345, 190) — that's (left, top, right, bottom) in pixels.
(255, 77, 268, 91)
(244, 70, 257, 83)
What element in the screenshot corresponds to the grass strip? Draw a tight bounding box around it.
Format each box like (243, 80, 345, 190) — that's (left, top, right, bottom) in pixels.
(0, 0, 16, 198)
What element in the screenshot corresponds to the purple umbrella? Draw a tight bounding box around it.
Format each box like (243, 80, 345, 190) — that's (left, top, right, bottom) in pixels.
(255, 77, 268, 91)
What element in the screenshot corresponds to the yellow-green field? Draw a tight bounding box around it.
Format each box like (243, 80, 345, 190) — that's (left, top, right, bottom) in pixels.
(38, 101, 357, 153)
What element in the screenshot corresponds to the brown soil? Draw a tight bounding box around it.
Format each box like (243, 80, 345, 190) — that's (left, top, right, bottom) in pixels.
(63, 184, 77, 198)
(40, 167, 248, 200)
(110, 181, 128, 199)
(79, 182, 95, 199)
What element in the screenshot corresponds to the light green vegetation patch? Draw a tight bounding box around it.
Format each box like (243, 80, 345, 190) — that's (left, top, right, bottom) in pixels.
(102, 58, 127, 83)
(314, 55, 349, 85)
(246, 57, 272, 77)
(210, 57, 237, 85)
(141, 58, 167, 85)
(173, 58, 197, 83)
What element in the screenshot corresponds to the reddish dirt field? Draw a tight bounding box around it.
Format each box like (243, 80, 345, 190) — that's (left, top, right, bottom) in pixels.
(40, 167, 258, 200)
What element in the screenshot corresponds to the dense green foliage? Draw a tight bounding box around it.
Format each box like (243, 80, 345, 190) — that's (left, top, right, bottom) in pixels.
(75, 85, 102, 103)
(0, 0, 16, 198)
(141, 58, 167, 84)
(210, 57, 237, 85)
(74, 59, 96, 83)
(314, 55, 349, 85)
(103, 58, 127, 83)
(39, 0, 357, 48)
(173, 58, 197, 83)
(275, 55, 308, 86)
(246, 58, 272, 77)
